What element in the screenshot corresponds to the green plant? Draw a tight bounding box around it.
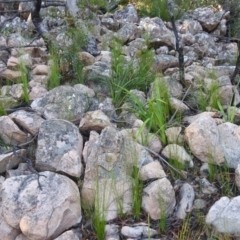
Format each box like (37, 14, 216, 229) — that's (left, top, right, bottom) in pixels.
(18, 62, 30, 103)
(126, 78, 171, 144)
(106, 41, 155, 108)
(0, 102, 6, 116)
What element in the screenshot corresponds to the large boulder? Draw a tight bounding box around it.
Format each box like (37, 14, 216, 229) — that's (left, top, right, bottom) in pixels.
(36, 119, 83, 177)
(1, 171, 81, 240)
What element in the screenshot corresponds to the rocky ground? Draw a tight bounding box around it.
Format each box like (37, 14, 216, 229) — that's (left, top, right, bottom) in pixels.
(1, 1, 240, 240)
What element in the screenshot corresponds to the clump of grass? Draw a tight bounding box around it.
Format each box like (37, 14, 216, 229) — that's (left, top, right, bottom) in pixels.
(126, 78, 171, 144)
(18, 62, 30, 103)
(106, 41, 155, 108)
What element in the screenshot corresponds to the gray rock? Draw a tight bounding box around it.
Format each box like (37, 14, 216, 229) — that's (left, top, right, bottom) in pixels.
(235, 164, 240, 191)
(101, 17, 120, 31)
(54, 229, 81, 240)
(113, 4, 138, 25)
(193, 199, 207, 209)
(180, 19, 203, 35)
(175, 183, 195, 219)
(206, 196, 240, 236)
(200, 177, 218, 194)
(141, 178, 176, 220)
(121, 225, 157, 238)
(115, 23, 139, 44)
(105, 224, 120, 240)
(1, 171, 81, 240)
(36, 119, 83, 177)
(0, 96, 17, 109)
(31, 85, 91, 121)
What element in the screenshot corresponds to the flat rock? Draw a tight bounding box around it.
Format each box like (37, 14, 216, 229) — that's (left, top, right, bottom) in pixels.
(121, 225, 157, 238)
(1, 171, 81, 240)
(36, 119, 83, 177)
(31, 85, 91, 120)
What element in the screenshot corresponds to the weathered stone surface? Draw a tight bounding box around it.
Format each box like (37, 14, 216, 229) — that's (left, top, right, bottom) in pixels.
(0, 96, 17, 109)
(206, 196, 240, 236)
(115, 23, 139, 44)
(200, 178, 218, 194)
(218, 122, 240, 168)
(139, 17, 175, 49)
(1, 171, 81, 240)
(31, 85, 91, 120)
(2, 69, 22, 80)
(32, 64, 49, 75)
(235, 164, 240, 191)
(101, 17, 120, 31)
(9, 110, 45, 135)
(170, 97, 190, 114)
(82, 126, 154, 220)
(0, 202, 20, 240)
(185, 116, 225, 165)
(79, 110, 113, 133)
(105, 224, 120, 240)
(153, 54, 178, 72)
(113, 4, 138, 25)
(29, 86, 48, 100)
(162, 144, 193, 168)
(0, 116, 28, 145)
(141, 178, 176, 220)
(139, 161, 166, 181)
(78, 51, 95, 65)
(36, 119, 83, 177)
(9, 84, 25, 100)
(165, 127, 184, 145)
(0, 149, 26, 174)
(54, 229, 81, 240)
(74, 84, 95, 98)
(121, 225, 157, 238)
(180, 19, 203, 35)
(193, 7, 224, 32)
(175, 183, 195, 219)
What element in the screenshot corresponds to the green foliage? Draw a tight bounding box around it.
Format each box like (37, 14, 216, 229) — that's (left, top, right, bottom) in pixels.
(106, 41, 155, 108)
(0, 103, 6, 116)
(18, 62, 30, 103)
(126, 78, 171, 144)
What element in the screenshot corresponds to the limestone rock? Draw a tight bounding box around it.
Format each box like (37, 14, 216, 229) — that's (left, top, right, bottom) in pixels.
(141, 178, 176, 220)
(31, 85, 91, 121)
(1, 171, 81, 240)
(206, 196, 240, 236)
(36, 119, 83, 177)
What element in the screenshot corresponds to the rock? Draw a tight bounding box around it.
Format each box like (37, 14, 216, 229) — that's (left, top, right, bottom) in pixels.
(0, 116, 28, 145)
(2, 69, 22, 81)
(153, 55, 179, 72)
(185, 115, 225, 165)
(210, 85, 234, 107)
(175, 183, 195, 219)
(165, 127, 184, 145)
(36, 119, 83, 177)
(115, 23, 139, 44)
(54, 229, 81, 240)
(169, 97, 190, 114)
(139, 161, 166, 181)
(193, 199, 207, 209)
(113, 4, 138, 25)
(2, 171, 81, 240)
(200, 177, 218, 194)
(9, 110, 45, 135)
(162, 144, 193, 168)
(235, 164, 240, 191)
(0, 202, 20, 240)
(81, 126, 154, 220)
(0, 96, 17, 109)
(105, 224, 120, 240)
(121, 225, 157, 238)
(31, 85, 91, 120)
(180, 19, 203, 35)
(98, 97, 117, 119)
(206, 196, 240, 236)
(74, 84, 95, 98)
(101, 17, 120, 31)
(0, 149, 26, 174)
(139, 17, 175, 49)
(141, 178, 176, 220)
(6, 163, 30, 178)
(9, 84, 25, 100)
(32, 64, 49, 75)
(193, 7, 224, 32)
(29, 86, 48, 100)
(218, 122, 240, 168)
(79, 110, 114, 133)
(78, 51, 95, 65)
